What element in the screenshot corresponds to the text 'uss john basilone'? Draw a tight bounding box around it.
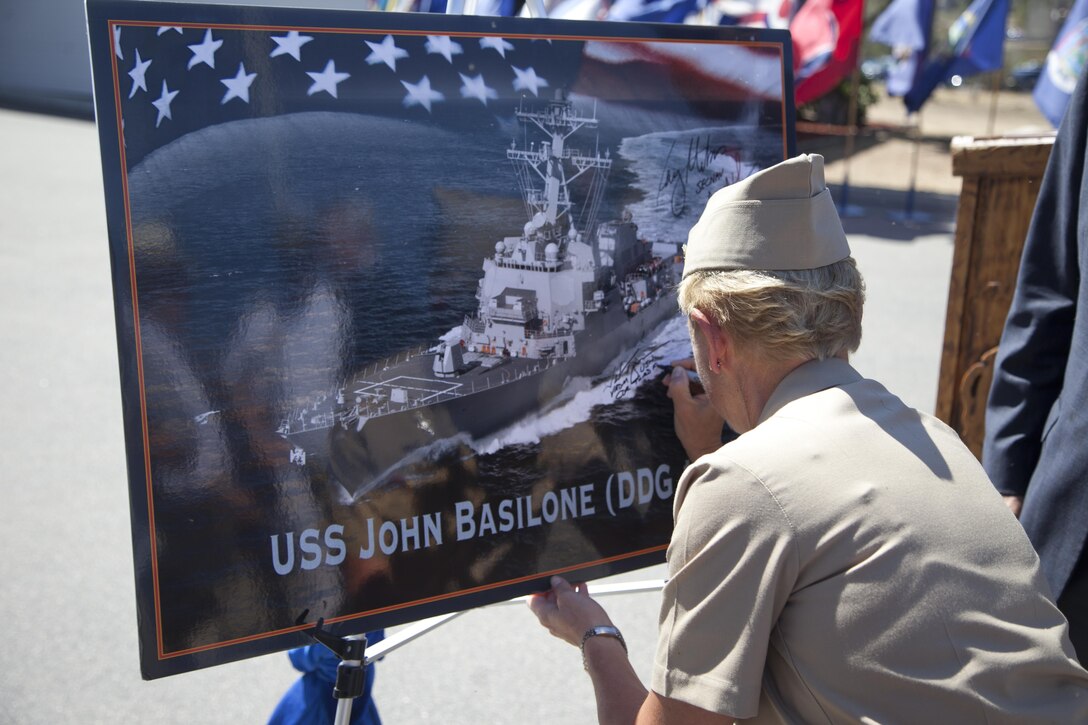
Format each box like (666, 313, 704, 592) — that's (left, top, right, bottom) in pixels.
(269, 465, 675, 575)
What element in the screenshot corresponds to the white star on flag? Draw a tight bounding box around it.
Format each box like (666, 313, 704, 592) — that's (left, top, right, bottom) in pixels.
(512, 66, 549, 96)
(459, 73, 497, 105)
(188, 29, 223, 70)
(306, 59, 350, 98)
(365, 35, 409, 71)
(479, 37, 515, 58)
(270, 30, 313, 61)
(128, 49, 152, 99)
(157, 26, 183, 35)
(221, 62, 257, 104)
(401, 76, 444, 112)
(424, 35, 463, 63)
(113, 26, 123, 59)
(152, 80, 179, 127)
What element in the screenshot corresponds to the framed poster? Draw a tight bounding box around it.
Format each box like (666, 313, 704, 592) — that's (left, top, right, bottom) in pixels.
(87, 0, 795, 679)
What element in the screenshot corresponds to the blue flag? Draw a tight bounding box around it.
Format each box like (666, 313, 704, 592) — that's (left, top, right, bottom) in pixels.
(541, 0, 796, 28)
(605, 0, 707, 23)
(870, 0, 935, 97)
(903, 0, 1009, 113)
(1034, 0, 1088, 127)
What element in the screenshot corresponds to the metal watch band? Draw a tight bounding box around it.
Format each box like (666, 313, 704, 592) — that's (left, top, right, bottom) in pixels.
(580, 625, 628, 671)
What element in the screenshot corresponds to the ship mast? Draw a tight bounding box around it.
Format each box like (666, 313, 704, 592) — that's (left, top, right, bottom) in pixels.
(507, 94, 612, 242)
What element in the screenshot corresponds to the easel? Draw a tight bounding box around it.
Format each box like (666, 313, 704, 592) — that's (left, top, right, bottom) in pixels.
(303, 579, 666, 721)
(301, 618, 370, 725)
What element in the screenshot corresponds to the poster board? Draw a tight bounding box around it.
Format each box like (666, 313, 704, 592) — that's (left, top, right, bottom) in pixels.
(87, 0, 796, 679)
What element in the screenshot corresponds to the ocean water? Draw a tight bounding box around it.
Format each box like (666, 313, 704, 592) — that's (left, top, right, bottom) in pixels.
(123, 108, 760, 654)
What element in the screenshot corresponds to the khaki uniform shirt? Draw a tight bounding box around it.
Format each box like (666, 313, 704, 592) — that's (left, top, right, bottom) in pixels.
(652, 359, 1088, 722)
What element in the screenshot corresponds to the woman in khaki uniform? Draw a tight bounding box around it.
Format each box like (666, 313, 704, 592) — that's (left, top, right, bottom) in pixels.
(528, 154, 1088, 723)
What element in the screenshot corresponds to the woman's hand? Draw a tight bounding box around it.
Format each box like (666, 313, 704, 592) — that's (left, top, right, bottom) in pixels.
(528, 576, 613, 647)
(665, 360, 725, 461)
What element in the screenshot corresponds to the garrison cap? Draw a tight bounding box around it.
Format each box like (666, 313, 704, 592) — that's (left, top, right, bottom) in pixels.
(683, 154, 850, 276)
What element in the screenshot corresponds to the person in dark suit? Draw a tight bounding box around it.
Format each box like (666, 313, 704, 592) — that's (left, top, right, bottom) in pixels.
(983, 63, 1088, 663)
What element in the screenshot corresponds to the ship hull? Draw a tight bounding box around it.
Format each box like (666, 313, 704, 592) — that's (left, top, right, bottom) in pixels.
(290, 289, 680, 492)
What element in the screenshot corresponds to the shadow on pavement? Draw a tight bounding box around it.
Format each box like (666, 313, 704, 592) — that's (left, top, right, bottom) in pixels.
(800, 125, 956, 167)
(832, 184, 959, 242)
(796, 126, 962, 242)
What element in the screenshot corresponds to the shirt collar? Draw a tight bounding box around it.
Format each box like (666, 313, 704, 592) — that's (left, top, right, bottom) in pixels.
(756, 357, 862, 426)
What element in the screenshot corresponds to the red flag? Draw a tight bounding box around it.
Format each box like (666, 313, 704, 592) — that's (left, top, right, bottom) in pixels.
(790, 0, 863, 105)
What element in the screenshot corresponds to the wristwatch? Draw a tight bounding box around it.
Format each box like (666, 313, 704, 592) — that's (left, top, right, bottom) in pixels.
(580, 625, 628, 671)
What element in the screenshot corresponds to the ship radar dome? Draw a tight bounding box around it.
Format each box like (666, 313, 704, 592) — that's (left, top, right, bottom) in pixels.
(495, 241, 506, 255)
(545, 242, 559, 262)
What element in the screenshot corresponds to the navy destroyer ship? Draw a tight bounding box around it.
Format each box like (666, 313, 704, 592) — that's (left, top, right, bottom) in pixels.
(280, 95, 682, 489)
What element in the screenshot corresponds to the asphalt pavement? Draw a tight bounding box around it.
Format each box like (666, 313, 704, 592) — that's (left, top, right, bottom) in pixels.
(0, 100, 969, 723)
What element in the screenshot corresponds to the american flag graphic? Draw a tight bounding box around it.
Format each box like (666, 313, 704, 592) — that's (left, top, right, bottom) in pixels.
(106, 13, 787, 168)
(110, 20, 600, 167)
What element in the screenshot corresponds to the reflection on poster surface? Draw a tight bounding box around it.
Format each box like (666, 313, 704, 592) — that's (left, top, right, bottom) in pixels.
(88, 1, 794, 678)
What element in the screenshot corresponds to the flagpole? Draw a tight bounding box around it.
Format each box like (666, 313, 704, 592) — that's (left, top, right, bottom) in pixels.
(838, 5, 865, 219)
(838, 66, 864, 217)
(906, 0, 934, 223)
(906, 109, 921, 218)
(987, 67, 1001, 136)
(891, 106, 932, 224)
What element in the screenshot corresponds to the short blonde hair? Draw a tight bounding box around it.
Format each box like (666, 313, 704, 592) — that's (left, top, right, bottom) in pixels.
(678, 257, 865, 362)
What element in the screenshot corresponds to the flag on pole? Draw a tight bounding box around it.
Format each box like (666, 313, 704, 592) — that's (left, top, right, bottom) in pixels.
(603, 0, 796, 25)
(870, 0, 935, 97)
(789, 0, 864, 105)
(902, 0, 1009, 113)
(1033, 0, 1088, 127)
(605, 0, 708, 23)
(702, 0, 797, 27)
(523, 0, 860, 108)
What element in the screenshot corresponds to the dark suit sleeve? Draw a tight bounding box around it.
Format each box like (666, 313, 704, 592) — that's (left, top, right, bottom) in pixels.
(982, 67, 1088, 497)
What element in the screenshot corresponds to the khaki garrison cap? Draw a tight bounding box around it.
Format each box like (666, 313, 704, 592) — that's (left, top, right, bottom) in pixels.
(683, 154, 851, 276)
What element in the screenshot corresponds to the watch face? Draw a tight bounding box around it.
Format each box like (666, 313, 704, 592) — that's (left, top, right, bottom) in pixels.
(591, 625, 623, 642)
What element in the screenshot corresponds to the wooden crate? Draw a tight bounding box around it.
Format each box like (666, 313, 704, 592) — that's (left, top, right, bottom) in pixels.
(936, 135, 1054, 458)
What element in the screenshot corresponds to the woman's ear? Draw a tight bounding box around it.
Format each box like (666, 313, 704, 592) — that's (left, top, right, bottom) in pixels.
(689, 308, 730, 374)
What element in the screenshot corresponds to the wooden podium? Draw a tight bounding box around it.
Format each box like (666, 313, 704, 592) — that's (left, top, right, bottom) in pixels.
(936, 135, 1054, 458)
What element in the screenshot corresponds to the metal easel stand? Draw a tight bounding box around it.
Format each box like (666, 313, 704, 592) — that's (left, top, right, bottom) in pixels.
(299, 579, 665, 720)
(364, 578, 666, 661)
(302, 619, 370, 725)
(299, 578, 664, 722)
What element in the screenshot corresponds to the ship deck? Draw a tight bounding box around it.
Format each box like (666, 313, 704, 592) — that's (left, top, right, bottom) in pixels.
(281, 346, 562, 437)
(347, 349, 556, 417)
(281, 258, 680, 440)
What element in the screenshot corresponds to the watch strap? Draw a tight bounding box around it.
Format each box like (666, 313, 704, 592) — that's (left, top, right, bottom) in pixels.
(580, 625, 627, 671)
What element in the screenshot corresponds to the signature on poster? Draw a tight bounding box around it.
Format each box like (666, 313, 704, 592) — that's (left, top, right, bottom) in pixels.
(606, 343, 667, 399)
(658, 135, 744, 217)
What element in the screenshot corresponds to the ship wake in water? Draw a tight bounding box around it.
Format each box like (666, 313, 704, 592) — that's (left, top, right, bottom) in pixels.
(345, 312, 690, 501)
(470, 314, 690, 456)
